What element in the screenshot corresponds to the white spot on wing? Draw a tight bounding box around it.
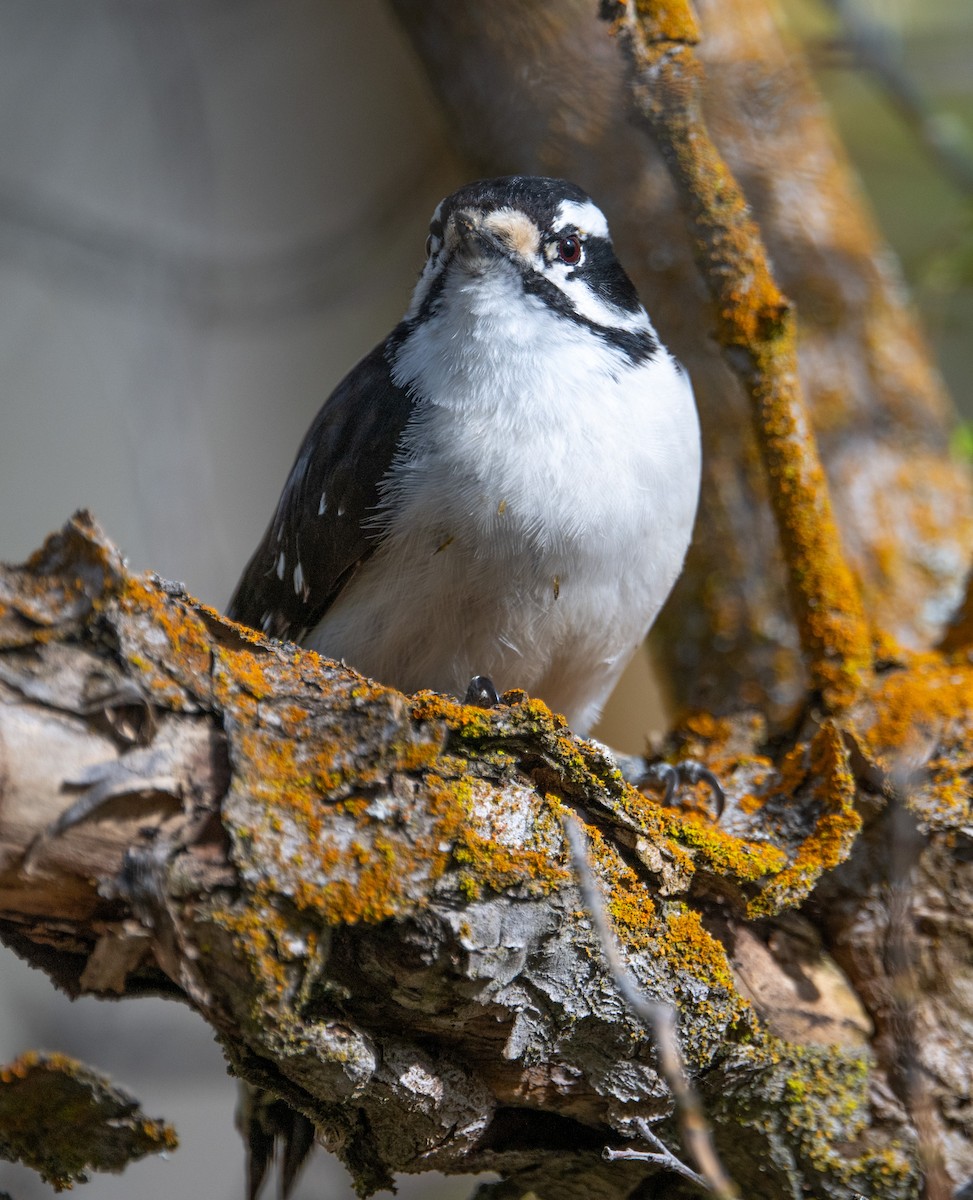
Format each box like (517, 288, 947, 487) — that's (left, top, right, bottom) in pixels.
(318, 493, 327, 515)
(276, 552, 286, 580)
(554, 198, 609, 239)
(293, 561, 305, 596)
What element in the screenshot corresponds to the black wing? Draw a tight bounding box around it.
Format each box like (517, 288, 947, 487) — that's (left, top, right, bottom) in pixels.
(227, 333, 414, 642)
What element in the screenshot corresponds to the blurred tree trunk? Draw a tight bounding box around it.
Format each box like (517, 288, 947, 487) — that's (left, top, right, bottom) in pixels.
(391, 0, 973, 726)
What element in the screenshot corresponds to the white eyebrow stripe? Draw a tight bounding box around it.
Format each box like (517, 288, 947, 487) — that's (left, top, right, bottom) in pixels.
(554, 199, 610, 239)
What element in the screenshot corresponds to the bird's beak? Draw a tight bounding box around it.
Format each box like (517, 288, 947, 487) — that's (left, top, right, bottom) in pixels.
(450, 210, 502, 263)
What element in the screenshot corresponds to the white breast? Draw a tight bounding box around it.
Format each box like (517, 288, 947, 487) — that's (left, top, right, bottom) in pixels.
(304, 263, 700, 735)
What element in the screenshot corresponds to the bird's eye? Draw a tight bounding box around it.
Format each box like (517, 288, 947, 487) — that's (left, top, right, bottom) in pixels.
(556, 235, 583, 265)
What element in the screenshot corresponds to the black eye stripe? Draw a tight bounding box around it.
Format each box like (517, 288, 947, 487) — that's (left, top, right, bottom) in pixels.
(413, 190, 653, 364)
(520, 271, 658, 362)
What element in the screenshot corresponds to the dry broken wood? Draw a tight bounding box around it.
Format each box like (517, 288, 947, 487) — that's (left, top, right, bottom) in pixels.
(2, 512, 970, 1199)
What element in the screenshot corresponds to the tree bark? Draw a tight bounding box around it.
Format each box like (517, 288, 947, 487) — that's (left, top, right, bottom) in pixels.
(2, 513, 970, 1198)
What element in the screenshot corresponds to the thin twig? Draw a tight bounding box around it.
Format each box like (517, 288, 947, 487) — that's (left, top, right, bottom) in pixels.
(886, 763, 953, 1200)
(604, 1116, 709, 1189)
(563, 815, 739, 1199)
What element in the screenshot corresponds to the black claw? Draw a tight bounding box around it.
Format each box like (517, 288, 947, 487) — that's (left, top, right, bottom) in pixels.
(642, 761, 678, 805)
(464, 675, 501, 708)
(643, 759, 725, 820)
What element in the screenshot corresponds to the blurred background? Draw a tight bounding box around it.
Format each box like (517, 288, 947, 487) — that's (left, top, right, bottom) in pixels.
(0, 0, 970, 1196)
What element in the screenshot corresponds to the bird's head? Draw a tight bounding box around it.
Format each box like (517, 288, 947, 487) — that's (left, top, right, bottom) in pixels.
(404, 176, 654, 345)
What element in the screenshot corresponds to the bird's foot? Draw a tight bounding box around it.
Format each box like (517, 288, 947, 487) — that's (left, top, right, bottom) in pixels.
(641, 759, 725, 820)
(587, 742, 723, 820)
(463, 675, 501, 708)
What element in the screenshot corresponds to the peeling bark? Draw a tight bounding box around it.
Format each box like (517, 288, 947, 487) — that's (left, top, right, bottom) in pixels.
(2, 514, 970, 1198)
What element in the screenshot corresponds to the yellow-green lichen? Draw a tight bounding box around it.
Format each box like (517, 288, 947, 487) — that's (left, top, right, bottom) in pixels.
(716, 1040, 916, 1195)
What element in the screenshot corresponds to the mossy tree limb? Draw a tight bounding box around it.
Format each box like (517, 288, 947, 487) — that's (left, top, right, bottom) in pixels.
(0, 1052, 177, 1190)
(0, 514, 945, 1199)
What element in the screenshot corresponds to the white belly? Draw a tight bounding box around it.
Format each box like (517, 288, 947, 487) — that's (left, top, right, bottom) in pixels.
(304, 276, 700, 734)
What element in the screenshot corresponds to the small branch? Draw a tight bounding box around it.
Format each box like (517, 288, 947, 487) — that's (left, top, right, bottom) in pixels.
(604, 1116, 708, 1191)
(564, 817, 739, 1200)
(884, 776, 953, 1200)
(601, 0, 874, 710)
(0, 1051, 177, 1187)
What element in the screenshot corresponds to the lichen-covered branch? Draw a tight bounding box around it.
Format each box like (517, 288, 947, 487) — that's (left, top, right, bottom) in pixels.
(1, 514, 954, 1199)
(0, 1052, 177, 1189)
(601, 0, 872, 710)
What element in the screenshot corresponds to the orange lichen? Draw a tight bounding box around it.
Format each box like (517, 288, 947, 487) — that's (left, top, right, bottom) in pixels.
(422, 692, 790, 901)
(219, 647, 276, 702)
(660, 905, 736, 993)
(863, 650, 973, 763)
(679, 711, 735, 742)
(749, 722, 861, 916)
(605, 0, 873, 712)
(121, 578, 212, 679)
(216, 905, 291, 995)
(606, 879, 656, 934)
(669, 709, 775, 814)
(631, 0, 700, 43)
(410, 690, 503, 736)
(217, 667, 768, 1014)
(569, 818, 659, 944)
(0, 1049, 76, 1082)
(222, 689, 576, 974)
(564, 817, 748, 1018)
